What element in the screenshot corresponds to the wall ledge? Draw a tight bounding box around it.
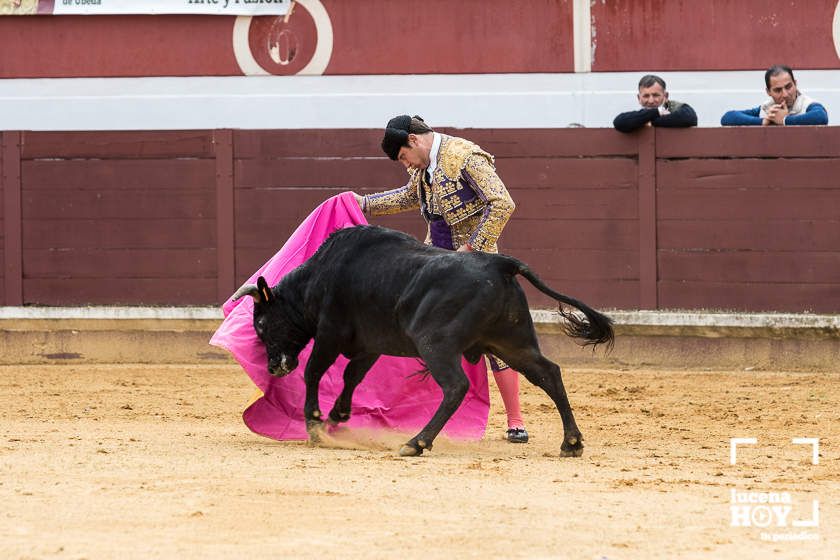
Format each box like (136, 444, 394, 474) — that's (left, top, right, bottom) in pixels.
(1, 306, 837, 338)
(0, 307, 836, 369)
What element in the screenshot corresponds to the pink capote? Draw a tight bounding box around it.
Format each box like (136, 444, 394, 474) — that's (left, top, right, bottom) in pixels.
(209, 192, 490, 441)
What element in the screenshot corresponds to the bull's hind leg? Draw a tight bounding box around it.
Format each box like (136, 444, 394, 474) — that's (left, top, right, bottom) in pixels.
(327, 354, 379, 426)
(399, 353, 470, 457)
(501, 350, 584, 457)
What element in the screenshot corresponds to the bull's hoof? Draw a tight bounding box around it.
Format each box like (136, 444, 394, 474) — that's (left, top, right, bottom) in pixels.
(398, 438, 432, 457)
(306, 420, 325, 444)
(559, 446, 584, 458)
(327, 410, 350, 425)
(560, 435, 584, 457)
(398, 444, 423, 457)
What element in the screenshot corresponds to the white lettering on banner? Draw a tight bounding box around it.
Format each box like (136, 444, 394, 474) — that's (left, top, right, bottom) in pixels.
(52, 0, 291, 15)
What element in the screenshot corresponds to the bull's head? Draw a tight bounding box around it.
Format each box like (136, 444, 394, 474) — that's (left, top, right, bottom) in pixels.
(232, 276, 309, 377)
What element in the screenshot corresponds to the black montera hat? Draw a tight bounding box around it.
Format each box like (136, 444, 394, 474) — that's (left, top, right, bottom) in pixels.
(381, 114, 412, 160)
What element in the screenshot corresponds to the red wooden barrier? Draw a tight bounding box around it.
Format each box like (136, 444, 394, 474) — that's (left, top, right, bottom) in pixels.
(18, 131, 217, 305)
(655, 128, 840, 313)
(1, 127, 838, 313)
(2, 131, 22, 305)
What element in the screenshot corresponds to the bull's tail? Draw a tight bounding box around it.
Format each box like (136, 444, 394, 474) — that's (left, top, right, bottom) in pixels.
(508, 258, 615, 351)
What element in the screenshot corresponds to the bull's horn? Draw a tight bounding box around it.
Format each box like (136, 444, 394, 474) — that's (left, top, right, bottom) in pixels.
(232, 284, 260, 302)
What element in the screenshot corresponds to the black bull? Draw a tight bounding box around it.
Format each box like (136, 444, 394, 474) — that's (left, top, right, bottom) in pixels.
(234, 225, 614, 457)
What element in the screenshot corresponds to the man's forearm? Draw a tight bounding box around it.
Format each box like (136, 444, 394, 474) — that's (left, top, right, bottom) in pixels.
(721, 108, 762, 126)
(365, 185, 419, 216)
(653, 105, 697, 128)
(785, 103, 829, 125)
(613, 108, 659, 132)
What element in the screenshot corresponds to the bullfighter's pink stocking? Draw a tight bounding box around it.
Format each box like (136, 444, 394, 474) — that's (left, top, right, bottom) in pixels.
(492, 369, 524, 429)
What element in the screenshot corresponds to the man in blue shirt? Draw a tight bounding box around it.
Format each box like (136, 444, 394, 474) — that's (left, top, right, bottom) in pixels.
(721, 65, 828, 126)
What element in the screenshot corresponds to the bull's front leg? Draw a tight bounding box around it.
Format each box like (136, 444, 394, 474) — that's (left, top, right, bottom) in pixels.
(301, 340, 340, 444)
(399, 352, 469, 457)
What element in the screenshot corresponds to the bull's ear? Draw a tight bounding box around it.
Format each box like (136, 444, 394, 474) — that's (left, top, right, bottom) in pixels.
(256, 276, 274, 304)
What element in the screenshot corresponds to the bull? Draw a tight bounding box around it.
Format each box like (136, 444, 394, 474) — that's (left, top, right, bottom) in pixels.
(234, 225, 614, 457)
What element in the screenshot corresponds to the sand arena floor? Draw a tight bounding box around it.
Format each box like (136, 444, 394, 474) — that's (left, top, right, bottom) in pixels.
(1, 363, 838, 559)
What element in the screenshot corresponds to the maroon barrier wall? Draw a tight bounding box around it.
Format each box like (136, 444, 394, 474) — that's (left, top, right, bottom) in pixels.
(1, 128, 838, 311)
(655, 128, 840, 312)
(2, 131, 219, 305)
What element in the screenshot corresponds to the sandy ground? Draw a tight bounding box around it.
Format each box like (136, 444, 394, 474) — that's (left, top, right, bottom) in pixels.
(1, 363, 838, 560)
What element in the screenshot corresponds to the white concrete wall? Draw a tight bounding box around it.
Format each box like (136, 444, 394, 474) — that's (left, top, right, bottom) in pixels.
(3, 70, 840, 131)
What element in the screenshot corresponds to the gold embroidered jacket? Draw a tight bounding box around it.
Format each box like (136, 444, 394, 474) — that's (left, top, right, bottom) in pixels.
(364, 134, 515, 253)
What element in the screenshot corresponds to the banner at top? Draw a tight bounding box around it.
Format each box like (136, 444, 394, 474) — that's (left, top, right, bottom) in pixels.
(2, 0, 292, 16)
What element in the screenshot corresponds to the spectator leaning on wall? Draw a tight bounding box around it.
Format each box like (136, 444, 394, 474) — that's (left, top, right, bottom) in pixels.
(613, 74, 698, 133)
(721, 65, 828, 126)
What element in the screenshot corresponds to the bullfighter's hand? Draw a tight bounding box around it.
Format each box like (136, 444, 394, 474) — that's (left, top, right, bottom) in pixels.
(456, 243, 473, 252)
(351, 192, 365, 210)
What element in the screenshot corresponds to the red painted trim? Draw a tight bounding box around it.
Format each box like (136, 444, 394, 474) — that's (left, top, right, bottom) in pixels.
(2, 132, 23, 306)
(591, 1, 840, 71)
(5, 2, 840, 76)
(0, 1, 573, 78)
(214, 129, 235, 304)
(638, 128, 657, 310)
